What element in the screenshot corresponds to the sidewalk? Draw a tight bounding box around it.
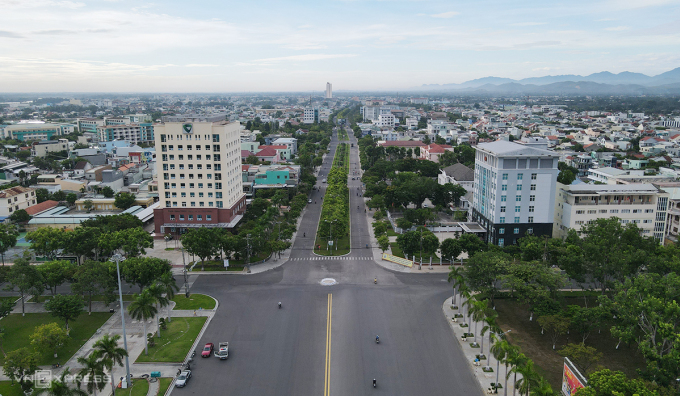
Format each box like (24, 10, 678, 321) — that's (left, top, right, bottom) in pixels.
(442, 296, 521, 395)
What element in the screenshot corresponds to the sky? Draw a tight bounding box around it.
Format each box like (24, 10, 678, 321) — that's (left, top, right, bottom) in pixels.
(1, 0, 680, 92)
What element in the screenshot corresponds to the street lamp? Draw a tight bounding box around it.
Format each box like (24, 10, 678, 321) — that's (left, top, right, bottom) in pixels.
(110, 253, 131, 389)
(324, 219, 337, 255)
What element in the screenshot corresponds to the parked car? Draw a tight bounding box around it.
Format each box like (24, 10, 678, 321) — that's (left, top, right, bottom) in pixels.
(201, 342, 214, 357)
(175, 370, 191, 387)
(308, 199, 312, 203)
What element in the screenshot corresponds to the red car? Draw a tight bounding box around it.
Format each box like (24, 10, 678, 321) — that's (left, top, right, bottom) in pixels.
(201, 343, 214, 358)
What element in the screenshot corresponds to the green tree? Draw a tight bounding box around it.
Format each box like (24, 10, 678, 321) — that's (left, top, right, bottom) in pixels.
(0, 223, 19, 265)
(128, 290, 158, 355)
(377, 235, 389, 253)
(65, 193, 77, 206)
(396, 230, 421, 259)
(44, 294, 84, 330)
(76, 352, 107, 396)
(396, 218, 412, 230)
(181, 228, 220, 269)
(457, 233, 488, 258)
(574, 369, 666, 396)
(83, 200, 94, 213)
(121, 257, 171, 292)
(71, 260, 115, 315)
(3, 347, 38, 390)
(99, 227, 153, 258)
(51, 190, 66, 202)
(37, 260, 76, 295)
(8, 209, 30, 223)
(101, 186, 114, 198)
(557, 169, 576, 185)
(92, 334, 128, 396)
(537, 314, 571, 350)
(35, 188, 50, 204)
(113, 192, 136, 210)
(440, 238, 462, 263)
(27, 227, 66, 260)
(5, 254, 43, 316)
(558, 343, 602, 374)
(63, 227, 101, 264)
(463, 250, 508, 305)
(156, 272, 179, 322)
(30, 322, 69, 358)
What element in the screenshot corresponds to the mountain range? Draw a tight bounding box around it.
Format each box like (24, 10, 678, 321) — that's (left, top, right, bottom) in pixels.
(417, 67, 680, 95)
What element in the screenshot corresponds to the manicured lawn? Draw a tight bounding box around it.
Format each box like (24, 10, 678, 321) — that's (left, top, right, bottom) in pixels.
(385, 229, 399, 237)
(135, 317, 207, 363)
(0, 312, 112, 366)
(390, 242, 404, 258)
(29, 294, 135, 303)
(388, 243, 438, 261)
(157, 378, 173, 396)
(314, 233, 351, 256)
(115, 378, 149, 396)
(0, 381, 25, 396)
(495, 294, 645, 391)
(172, 294, 216, 310)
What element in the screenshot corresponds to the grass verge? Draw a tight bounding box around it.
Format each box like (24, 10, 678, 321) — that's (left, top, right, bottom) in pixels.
(0, 381, 25, 396)
(0, 313, 112, 366)
(115, 378, 149, 396)
(494, 295, 644, 391)
(135, 317, 207, 363)
(157, 378, 173, 396)
(172, 294, 216, 310)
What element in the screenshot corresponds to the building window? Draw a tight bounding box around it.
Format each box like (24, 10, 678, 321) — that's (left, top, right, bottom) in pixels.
(517, 174, 523, 180)
(514, 217, 520, 223)
(188, 215, 193, 220)
(517, 185, 522, 191)
(502, 173, 508, 180)
(529, 195, 535, 202)
(531, 173, 537, 180)
(170, 215, 175, 220)
(197, 215, 202, 221)
(179, 215, 184, 220)
(500, 206, 506, 212)
(529, 206, 534, 212)
(499, 228, 505, 234)
(528, 216, 534, 223)
(514, 228, 519, 234)
(498, 238, 504, 247)
(500, 217, 505, 223)
(530, 184, 536, 191)
(502, 185, 508, 191)
(528, 228, 533, 234)
(515, 206, 521, 213)
(501, 196, 507, 202)
(206, 215, 212, 221)
(515, 195, 521, 202)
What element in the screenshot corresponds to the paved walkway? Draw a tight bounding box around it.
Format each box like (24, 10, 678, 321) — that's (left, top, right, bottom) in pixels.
(442, 296, 521, 396)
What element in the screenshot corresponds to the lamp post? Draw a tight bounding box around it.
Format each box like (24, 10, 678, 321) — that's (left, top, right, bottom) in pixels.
(111, 253, 131, 389)
(181, 245, 189, 298)
(324, 219, 337, 255)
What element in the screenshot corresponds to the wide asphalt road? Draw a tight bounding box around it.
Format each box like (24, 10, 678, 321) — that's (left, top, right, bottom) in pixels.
(176, 128, 482, 396)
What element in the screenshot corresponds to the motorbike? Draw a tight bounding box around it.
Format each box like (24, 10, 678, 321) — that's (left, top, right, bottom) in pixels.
(373, 379, 377, 388)
(374, 278, 377, 284)
(376, 336, 379, 344)
(278, 302, 282, 309)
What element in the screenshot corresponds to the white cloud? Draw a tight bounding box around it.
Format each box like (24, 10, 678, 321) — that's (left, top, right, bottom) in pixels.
(605, 26, 630, 31)
(185, 64, 219, 67)
(238, 54, 357, 66)
(510, 22, 547, 26)
(430, 11, 459, 18)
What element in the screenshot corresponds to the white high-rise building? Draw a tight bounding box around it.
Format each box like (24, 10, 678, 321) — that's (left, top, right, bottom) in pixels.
(153, 119, 246, 237)
(325, 82, 332, 99)
(471, 141, 560, 246)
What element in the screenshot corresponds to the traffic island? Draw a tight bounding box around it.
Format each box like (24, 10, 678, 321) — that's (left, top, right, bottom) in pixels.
(114, 378, 149, 396)
(135, 317, 207, 363)
(171, 294, 216, 310)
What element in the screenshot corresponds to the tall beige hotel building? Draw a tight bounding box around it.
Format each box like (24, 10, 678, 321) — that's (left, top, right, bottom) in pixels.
(153, 115, 246, 237)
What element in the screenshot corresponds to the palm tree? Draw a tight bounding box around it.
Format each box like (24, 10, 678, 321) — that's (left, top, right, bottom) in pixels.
(157, 272, 179, 323)
(447, 266, 464, 306)
(147, 284, 169, 338)
(480, 312, 500, 358)
(32, 367, 88, 396)
(76, 353, 106, 396)
(490, 336, 508, 392)
(507, 351, 529, 396)
(459, 284, 471, 326)
(127, 290, 158, 355)
(469, 298, 489, 346)
(92, 334, 127, 396)
(514, 358, 538, 396)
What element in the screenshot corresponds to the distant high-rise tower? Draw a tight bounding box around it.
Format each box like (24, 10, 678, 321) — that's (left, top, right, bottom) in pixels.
(325, 82, 332, 99)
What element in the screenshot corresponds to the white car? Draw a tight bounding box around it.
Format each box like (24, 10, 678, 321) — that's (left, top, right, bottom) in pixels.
(175, 370, 191, 387)
(308, 199, 312, 203)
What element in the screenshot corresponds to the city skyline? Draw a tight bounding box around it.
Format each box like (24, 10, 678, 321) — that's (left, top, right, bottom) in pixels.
(1, 0, 679, 92)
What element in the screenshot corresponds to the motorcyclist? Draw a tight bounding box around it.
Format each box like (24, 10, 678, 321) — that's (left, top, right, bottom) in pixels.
(278, 302, 282, 309)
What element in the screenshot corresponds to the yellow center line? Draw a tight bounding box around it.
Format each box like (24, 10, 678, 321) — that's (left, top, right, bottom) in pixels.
(324, 293, 332, 396)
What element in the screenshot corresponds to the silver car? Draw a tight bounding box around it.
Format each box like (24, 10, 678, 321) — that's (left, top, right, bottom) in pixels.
(175, 370, 191, 388)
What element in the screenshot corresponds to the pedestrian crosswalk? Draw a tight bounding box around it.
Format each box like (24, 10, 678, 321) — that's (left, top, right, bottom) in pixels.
(289, 256, 373, 261)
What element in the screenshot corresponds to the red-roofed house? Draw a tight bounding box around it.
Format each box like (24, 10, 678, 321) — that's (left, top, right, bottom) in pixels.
(420, 144, 454, 162)
(255, 147, 281, 164)
(258, 145, 291, 160)
(241, 150, 255, 163)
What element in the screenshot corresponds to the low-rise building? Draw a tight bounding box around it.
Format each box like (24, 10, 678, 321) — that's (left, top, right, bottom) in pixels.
(439, 164, 474, 191)
(0, 186, 37, 219)
(31, 139, 70, 158)
(553, 183, 668, 243)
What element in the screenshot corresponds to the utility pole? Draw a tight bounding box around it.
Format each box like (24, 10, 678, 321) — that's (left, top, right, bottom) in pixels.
(419, 227, 423, 270)
(246, 234, 251, 273)
(182, 245, 189, 298)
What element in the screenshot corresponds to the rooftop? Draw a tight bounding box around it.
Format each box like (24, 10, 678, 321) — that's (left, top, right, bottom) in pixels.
(563, 183, 660, 194)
